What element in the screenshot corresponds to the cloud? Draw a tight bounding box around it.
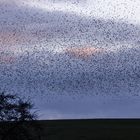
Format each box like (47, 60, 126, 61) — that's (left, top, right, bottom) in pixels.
(64, 46, 104, 59)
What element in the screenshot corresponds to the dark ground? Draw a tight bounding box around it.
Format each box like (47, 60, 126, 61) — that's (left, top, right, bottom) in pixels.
(1, 119, 140, 140)
(39, 119, 140, 140)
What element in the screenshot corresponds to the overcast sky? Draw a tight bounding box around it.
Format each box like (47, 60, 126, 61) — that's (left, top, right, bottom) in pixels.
(1, 0, 140, 119)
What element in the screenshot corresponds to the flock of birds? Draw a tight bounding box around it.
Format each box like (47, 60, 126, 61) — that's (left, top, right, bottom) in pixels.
(0, 0, 140, 100)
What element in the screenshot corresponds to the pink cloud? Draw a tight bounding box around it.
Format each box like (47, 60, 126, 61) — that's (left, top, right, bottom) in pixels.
(65, 46, 104, 59)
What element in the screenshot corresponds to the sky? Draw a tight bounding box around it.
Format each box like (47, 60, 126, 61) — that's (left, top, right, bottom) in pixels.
(1, 0, 140, 119)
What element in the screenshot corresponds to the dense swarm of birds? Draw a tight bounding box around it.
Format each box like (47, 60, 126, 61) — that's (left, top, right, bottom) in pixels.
(0, 0, 140, 102)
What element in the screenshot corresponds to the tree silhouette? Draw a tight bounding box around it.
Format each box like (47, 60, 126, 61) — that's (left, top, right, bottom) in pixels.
(0, 92, 42, 140)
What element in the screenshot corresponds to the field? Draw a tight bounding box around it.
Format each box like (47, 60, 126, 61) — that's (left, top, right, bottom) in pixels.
(30, 119, 140, 140)
(1, 119, 140, 140)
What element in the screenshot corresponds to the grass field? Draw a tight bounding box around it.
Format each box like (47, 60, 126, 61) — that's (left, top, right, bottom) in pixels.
(34, 119, 140, 140)
(1, 119, 140, 140)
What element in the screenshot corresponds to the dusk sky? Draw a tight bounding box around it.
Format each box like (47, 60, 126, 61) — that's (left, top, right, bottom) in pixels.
(1, 0, 140, 119)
